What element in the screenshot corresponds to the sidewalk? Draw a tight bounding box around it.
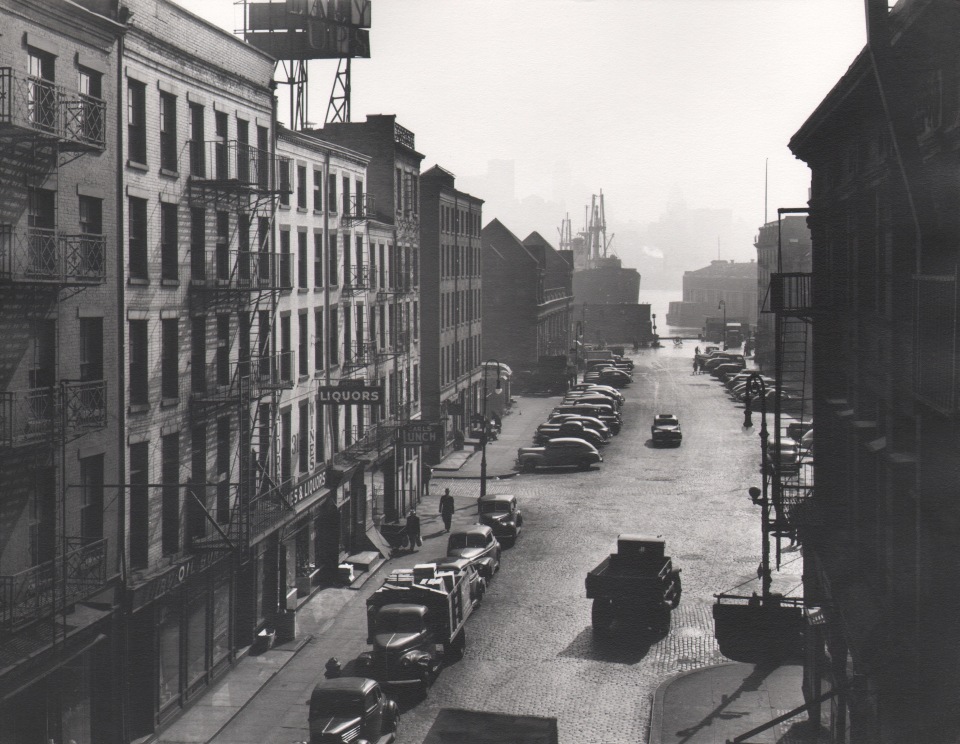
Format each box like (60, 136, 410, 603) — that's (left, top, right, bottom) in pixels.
(431, 394, 561, 480)
(650, 662, 829, 744)
(152, 393, 563, 744)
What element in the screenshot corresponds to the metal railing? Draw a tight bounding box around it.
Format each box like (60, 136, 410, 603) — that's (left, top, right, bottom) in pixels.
(192, 351, 295, 403)
(0, 226, 106, 284)
(343, 341, 377, 369)
(342, 193, 375, 223)
(344, 263, 372, 290)
(192, 250, 280, 290)
(0, 387, 55, 448)
(63, 380, 107, 432)
(0, 538, 108, 630)
(768, 273, 814, 314)
(189, 140, 289, 193)
(394, 122, 415, 149)
(0, 68, 106, 149)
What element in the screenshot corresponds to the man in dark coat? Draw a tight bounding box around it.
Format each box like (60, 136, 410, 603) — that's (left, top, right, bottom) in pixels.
(405, 509, 421, 551)
(439, 488, 455, 532)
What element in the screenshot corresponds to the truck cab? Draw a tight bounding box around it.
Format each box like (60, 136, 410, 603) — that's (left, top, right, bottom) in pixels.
(307, 676, 399, 744)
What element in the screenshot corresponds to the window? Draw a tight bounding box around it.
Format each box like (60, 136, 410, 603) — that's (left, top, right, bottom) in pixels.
(279, 230, 292, 288)
(342, 232, 352, 286)
(127, 79, 146, 164)
(215, 111, 228, 179)
(188, 424, 206, 540)
(216, 315, 230, 387)
(280, 314, 292, 382)
(192, 316, 207, 393)
(369, 242, 377, 289)
(129, 442, 149, 569)
(190, 207, 206, 280)
(299, 312, 308, 377)
(315, 394, 325, 463)
(28, 49, 56, 132)
(161, 318, 179, 399)
(159, 92, 177, 171)
(162, 432, 180, 554)
(329, 307, 339, 367)
(257, 125, 269, 189)
(189, 103, 205, 177)
(314, 309, 324, 371)
(298, 231, 308, 289)
(216, 417, 230, 523)
(413, 364, 419, 402)
(342, 176, 350, 215)
(129, 320, 148, 405)
(279, 159, 291, 207)
(314, 169, 323, 211)
(314, 232, 323, 287)
(281, 409, 292, 484)
(78, 195, 104, 277)
(78, 67, 103, 145)
(328, 231, 338, 286)
(216, 211, 229, 281)
(327, 173, 337, 214)
(299, 403, 309, 473)
(237, 118, 250, 182)
(161, 202, 178, 280)
(79, 317, 103, 382)
(79, 454, 104, 540)
(355, 179, 363, 217)
(128, 196, 148, 279)
(413, 301, 419, 340)
(395, 168, 402, 212)
(297, 165, 307, 209)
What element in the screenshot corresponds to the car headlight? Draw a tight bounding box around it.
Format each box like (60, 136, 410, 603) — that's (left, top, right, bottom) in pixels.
(357, 652, 373, 667)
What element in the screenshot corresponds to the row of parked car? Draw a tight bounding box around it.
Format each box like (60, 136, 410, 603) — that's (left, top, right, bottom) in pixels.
(696, 347, 813, 474)
(307, 497, 525, 744)
(516, 376, 629, 472)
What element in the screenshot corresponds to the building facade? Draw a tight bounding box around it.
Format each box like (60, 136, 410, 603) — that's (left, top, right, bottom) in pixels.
(665, 259, 758, 329)
(481, 220, 574, 384)
(419, 165, 484, 462)
(315, 114, 424, 524)
(0, 2, 124, 742)
(789, 1, 960, 741)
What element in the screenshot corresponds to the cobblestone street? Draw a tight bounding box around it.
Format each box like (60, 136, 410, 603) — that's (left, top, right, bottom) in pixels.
(402, 344, 804, 743)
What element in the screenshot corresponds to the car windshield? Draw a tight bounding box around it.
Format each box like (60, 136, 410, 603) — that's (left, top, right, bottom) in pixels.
(449, 533, 486, 548)
(481, 501, 508, 514)
(310, 693, 364, 718)
(657, 418, 678, 426)
(377, 610, 423, 634)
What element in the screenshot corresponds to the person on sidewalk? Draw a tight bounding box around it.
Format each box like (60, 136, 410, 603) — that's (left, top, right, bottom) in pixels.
(439, 488, 455, 533)
(405, 509, 422, 551)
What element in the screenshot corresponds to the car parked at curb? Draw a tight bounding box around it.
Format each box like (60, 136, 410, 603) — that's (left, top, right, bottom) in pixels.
(517, 437, 603, 472)
(534, 421, 606, 448)
(446, 524, 501, 579)
(477, 493, 523, 545)
(547, 413, 612, 440)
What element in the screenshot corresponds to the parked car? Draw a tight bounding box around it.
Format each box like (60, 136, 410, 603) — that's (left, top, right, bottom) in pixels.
(446, 524, 501, 578)
(563, 393, 622, 411)
(712, 363, 745, 379)
(650, 414, 682, 446)
(800, 428, 814, 458)
(582, 384, 625, 404)
(434, 557, 487, 607)
(535, 421, 606, 448)
(767, 441, 800, 473)
(547, 413, 612, 439)
(597, 368, 632, 387)
(307, 677, 400, 744)
(517, 437, 603, 472)
(477, 493, 523, 544)
(552, 404, 621, 434)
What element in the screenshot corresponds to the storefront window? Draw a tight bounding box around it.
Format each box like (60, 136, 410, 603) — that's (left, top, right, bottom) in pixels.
(212, 573, 231, 667)
(158, 601, 181, 709)
(187, 591, 208, 686)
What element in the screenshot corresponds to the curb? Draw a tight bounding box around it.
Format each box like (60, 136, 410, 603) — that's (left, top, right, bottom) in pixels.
(432, 471, 519, 481)
(648, 662, 741, 744)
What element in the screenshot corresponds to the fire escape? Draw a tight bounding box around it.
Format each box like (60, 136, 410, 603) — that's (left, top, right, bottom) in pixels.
(0, 66, 110, 631)
(184, 136, 294, 554)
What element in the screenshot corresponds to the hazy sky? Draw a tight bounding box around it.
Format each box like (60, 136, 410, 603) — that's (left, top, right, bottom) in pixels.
(182, 0, 866, 254)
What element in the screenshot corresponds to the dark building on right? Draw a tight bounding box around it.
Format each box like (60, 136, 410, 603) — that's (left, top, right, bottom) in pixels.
(788, 1, 960, 741)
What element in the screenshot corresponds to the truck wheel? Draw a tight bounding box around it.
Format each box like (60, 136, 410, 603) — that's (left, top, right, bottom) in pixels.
(522, 460, 535, 473)
(671, 575, 682, 608)
(654, 607, 671, 635)
(592, 599, 615, 635)
(577, 459, 592, 471)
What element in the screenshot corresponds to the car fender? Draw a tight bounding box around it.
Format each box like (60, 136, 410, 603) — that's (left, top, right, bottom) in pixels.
(473, 556, 495, 579)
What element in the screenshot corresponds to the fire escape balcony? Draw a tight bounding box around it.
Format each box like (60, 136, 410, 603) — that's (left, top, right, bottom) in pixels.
(340, 193, 375, 226)
(0, 537, 109, 631)
(63, 380, 107, 433)
(375, 271, 416, 301)
(343, 263, 372, 294)
(0, 226, 106, 285)
(0, 67, 106, 151)
(188, 140, 290, 197)
(0, 387, 55, 448)
(342, 341, 377, 371)
(765, 272, 817, 317)
(190, 249, 281, 291)
(191, 352, 295, 406)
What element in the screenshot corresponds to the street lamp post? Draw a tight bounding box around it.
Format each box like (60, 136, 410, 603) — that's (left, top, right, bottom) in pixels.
(743, 372, 772, 599)
(718, 299, 727, 350)
(479, 359, 503, 499)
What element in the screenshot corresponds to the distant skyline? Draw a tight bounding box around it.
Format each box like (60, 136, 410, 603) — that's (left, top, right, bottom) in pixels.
(182, 0, 866, 266)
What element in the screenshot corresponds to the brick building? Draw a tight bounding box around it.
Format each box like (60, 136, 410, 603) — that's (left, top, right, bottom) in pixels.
(788, 0, 960, 740)
(313, 114, 424, 524)
(481, 220, 574, 386)
(665, 259, 758, 329)
(419, 165, 484, 462)
(0, 2, 124, 741)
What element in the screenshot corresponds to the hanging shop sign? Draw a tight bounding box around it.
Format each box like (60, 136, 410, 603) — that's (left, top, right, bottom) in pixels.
(400, 422, 443, 447)
(317, 384, 384, 405)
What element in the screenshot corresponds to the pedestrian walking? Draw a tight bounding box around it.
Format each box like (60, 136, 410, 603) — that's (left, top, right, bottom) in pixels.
(423, 462, 433, 496)
(692, 357, 699, 375)
(405, 509, 422, 551)
(439, 488, 455, 532)
(695, 346, 701, 355)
